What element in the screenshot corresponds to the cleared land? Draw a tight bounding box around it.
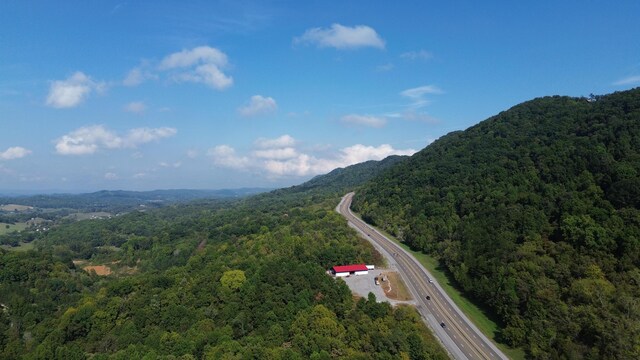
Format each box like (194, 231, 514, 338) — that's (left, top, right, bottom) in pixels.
(0, 204, 33, 212)
(0, 222, 27, 235)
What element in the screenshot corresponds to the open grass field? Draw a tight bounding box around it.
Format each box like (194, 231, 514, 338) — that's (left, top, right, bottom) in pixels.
(0, 222, 27, 235)
(351, 211, 525, 360)
(0, 204, 33, 211)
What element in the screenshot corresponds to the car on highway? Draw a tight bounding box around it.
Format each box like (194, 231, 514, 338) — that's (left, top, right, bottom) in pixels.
(426, 295, 431, 300)
(440, 322, 446, 328)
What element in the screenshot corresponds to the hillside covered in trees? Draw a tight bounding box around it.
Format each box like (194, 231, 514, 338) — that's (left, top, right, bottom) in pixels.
(0, 162, 446, 359)
(352, 88, 640, 358)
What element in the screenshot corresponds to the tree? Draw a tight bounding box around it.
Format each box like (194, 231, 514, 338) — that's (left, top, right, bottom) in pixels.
(220, 270, 246, 291)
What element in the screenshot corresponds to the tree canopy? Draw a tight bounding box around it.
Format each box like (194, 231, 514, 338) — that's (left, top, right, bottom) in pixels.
(353, 88, 640, 358)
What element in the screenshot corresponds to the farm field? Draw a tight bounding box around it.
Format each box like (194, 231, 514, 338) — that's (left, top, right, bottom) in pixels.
(0, 222, 27, 235)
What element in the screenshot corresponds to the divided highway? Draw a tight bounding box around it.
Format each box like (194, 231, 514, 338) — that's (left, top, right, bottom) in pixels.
(338, 192, 508, 360)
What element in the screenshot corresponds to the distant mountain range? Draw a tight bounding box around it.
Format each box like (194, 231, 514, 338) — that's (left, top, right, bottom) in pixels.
(0, 188, 270, 210)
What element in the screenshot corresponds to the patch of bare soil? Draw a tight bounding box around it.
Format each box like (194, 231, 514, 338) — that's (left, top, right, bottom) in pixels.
(83, 265, 112, 276)
(379, 272, 412, 301)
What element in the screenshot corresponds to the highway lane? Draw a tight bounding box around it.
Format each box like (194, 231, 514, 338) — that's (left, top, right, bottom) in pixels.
(337, 192, 508, 360)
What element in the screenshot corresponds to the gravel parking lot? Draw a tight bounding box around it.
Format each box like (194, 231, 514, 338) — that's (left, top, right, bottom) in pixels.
(338, 269, 415, 306)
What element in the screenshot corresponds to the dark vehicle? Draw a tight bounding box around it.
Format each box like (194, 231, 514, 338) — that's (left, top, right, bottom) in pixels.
(426, 295, 431, 300)
(440, 322, 446, 328)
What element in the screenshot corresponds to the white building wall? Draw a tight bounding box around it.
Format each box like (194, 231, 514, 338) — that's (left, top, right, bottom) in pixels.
(354, 270, 369, 276)
(335, 272, 350, 277)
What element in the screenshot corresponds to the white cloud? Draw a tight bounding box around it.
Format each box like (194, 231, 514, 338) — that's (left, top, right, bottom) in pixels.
(400, 85, 443, 109)
(295, 24, 385, 50)
(400, 50, 433, 61)
(341, 114, 387, 128)
(0, 146, 32, 160)
(238, 95, 277, 117)
(210, 135, 415, 178)
(159, 46, 228, 69)
(55, 125, 177, 155)
(255, 135, 296, 149)
(133, 172, 147, 179)
(338, 144, 415, 164)
(208, 145, 250, 169)
(401, 85, 443, 98)
(613, 75, 640, 86)
(125, 101, 146, 114)
(46, 72, 105, 108)
(253, 147, 298, 160)
(159, 46, 233, 90)
(124, 127, 176, 146)
(104, 172, 118, 180)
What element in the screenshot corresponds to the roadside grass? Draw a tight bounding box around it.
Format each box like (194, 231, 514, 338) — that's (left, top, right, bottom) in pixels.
(0, 222, 27, 235)
(351, 212, 525, 360)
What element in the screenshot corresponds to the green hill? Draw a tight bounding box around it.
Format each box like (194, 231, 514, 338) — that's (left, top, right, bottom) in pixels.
(0, 157, 446, 359)
(352, 88, 640, 358)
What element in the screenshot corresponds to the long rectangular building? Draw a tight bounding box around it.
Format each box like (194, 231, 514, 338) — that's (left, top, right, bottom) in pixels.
(331, 264, 369, 277)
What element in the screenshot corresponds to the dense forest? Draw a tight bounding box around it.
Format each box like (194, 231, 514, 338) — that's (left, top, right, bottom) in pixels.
(353, 88, 640, 358)
(0, 165, 447, 359)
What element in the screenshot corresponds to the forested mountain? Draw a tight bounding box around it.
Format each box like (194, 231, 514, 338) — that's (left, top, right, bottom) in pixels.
(352, 88, 640, 358)
(277, 156, 407, 196)
(0, 159, 446, 359)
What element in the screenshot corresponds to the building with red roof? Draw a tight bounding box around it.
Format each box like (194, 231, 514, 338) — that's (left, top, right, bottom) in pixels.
(331, 264, 369, 277)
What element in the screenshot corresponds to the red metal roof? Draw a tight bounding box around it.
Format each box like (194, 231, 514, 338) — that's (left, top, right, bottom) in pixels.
(332, 264, 368, 273)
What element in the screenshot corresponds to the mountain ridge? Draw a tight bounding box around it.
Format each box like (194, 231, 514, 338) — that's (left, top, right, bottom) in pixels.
(352, 88, 640, 358)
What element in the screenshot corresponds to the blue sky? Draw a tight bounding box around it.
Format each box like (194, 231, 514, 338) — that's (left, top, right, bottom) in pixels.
(1, 1, 639, 193)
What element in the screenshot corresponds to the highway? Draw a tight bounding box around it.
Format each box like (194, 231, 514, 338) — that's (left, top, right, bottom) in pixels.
(337, 192, 508, 360)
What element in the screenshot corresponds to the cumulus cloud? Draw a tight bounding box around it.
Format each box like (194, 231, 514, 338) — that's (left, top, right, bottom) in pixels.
(341, 114, 387, 128)
(209, 135, 415, 178)
(238, 95, 277, 117)
(613, 75, 640, 86)
(159, 46, 233, 90)
(208, 145, 250, 169)
(253, 147, 298, 160)
(104, 172, 118, 180)
(295, 24, 385, 49)
(125, 101, 146, 114)
(400, 85, 443, 109)
(55, 125, 177, 155)
(46, 72, 105, 108)
(125, 127, 176, 145)
(400, 50, 433, 61)
(0, 146, 32, 160)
